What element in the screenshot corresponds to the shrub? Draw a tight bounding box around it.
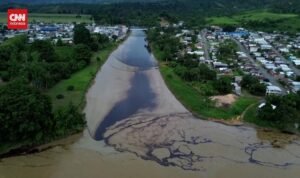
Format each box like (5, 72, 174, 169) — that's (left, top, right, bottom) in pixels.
(0, 71, 10, 82)
(0, 81, 53, 143)
(67, 85, 75, 91)
(56, 94, 64, 100)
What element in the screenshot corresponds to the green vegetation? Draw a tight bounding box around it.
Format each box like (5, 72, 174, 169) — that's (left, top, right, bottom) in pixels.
(8, 0, 298, 31)
(47, 43, 117, 111)
(244, 92, 300, 133)
(147, 28, 258, 120)
(160, 65, 257, 119)
(0, 80, 53, 144)
(241, 75, 266, 96)
(0, 24, 119, 155)
(0, 79, 86, 155)
(217, 40, 238, 62)
(243, 103, 272, 127)
(0, 13, 92, 23)
(208, 10, 300, 33)
(1, 0, 298, 31)
(208, 11, 297, 25)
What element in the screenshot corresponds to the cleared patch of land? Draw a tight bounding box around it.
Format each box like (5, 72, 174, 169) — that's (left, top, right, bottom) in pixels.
(207, 10, 300, 33)
(159, 65, 258, 120)
(0, 13, 92, 23)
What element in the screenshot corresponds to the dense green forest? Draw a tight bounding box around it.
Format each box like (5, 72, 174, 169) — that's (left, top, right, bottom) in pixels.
(0, 24, 111, 155)
(1, 0, 300, 27)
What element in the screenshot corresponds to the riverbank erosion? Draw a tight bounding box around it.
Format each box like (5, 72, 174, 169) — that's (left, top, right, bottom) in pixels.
(1, 29, 300, 178)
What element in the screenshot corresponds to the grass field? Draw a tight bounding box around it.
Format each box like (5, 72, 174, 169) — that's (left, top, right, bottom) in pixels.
(207, 10, 300, 33)
(0, 13, 93, 23)
(242, 103, 270, 127)
(159, 64, 258, 120)
(47, 44, 118, 111)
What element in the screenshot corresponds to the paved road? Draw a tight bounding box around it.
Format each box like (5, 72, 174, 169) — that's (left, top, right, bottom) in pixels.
(201, 29, 211, 61)
(271, 46, 300, 76)
(232, 38, 287, 94)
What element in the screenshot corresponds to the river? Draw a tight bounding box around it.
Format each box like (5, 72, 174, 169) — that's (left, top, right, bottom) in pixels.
(0, 29, 300, 178)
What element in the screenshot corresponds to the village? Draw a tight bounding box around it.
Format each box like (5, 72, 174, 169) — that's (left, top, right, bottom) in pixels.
(1, 20, 299, 97)
(0, 22, 128, 44)
(173, 24, 300, 96)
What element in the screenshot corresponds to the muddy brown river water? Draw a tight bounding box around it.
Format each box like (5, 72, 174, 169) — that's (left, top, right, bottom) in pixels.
(1, 29, 300, 178)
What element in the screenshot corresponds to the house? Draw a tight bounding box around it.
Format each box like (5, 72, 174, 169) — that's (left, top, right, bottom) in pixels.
(258, 103, 277, 110)
(232, 82, 242, 95)
(193, 51, 204, 56)
(291, 82, 300, 93)
(279, 48, 289, 53)
(261, 44, 272, 50)
(235, 76, 243, 84)
(279, 64, 292, 72)
(292, 60, 300, 66)
(266, 85, 282, 95)
(253, 52, 262, 57)
(213, 62, 228, 68)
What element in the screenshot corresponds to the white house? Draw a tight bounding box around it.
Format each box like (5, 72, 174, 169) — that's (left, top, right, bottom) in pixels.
(292, 60, 300, 66)
(291, 82, 300, 93)
(258, 103, 277, 110)
(266, 85, 282, 95)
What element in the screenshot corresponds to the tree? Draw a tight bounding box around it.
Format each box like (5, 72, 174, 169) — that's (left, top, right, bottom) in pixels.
(258, 94, 300, 130)
(174, 65, 188, 80)
(73, 24, 91, 45)
(241, 75, 258, 88)
(250, 83, 266, 96)
(112, 35, 118, 41)
(214, 76, 232, 94)
(97, 34, 109, 49)
(54, 103, 86, 136)
(31, 40, 56, 62)
(0, 80, 53, 143)
(258, 102, 278, 121)
(0, 43, 17, 70)
(217, 39, 237, 62)
(74, 44, 92, 64)
(241, 75, 266, 96)
(56, 38, 64, 46)
(97, 34, 109, 43)
(223, 25, 236, 32)
(198, 64, 217, 81)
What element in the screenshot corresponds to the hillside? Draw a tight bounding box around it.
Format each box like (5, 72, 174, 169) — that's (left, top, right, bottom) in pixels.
(208, 10, 300, 33)
(0, 0, 299, 32)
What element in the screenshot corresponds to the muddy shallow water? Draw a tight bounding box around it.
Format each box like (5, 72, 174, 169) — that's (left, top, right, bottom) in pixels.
(1, 29, 300, 178)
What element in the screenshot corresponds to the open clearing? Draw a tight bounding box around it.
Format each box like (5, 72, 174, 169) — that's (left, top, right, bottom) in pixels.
(159, 65, 258, 120)
(207, 10, 300, 32)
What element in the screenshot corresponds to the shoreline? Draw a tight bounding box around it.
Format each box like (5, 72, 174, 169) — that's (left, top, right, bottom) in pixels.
(159, 63, 300, 136)
(0, 40, 124, 158)
(1, 31, 299, 158)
